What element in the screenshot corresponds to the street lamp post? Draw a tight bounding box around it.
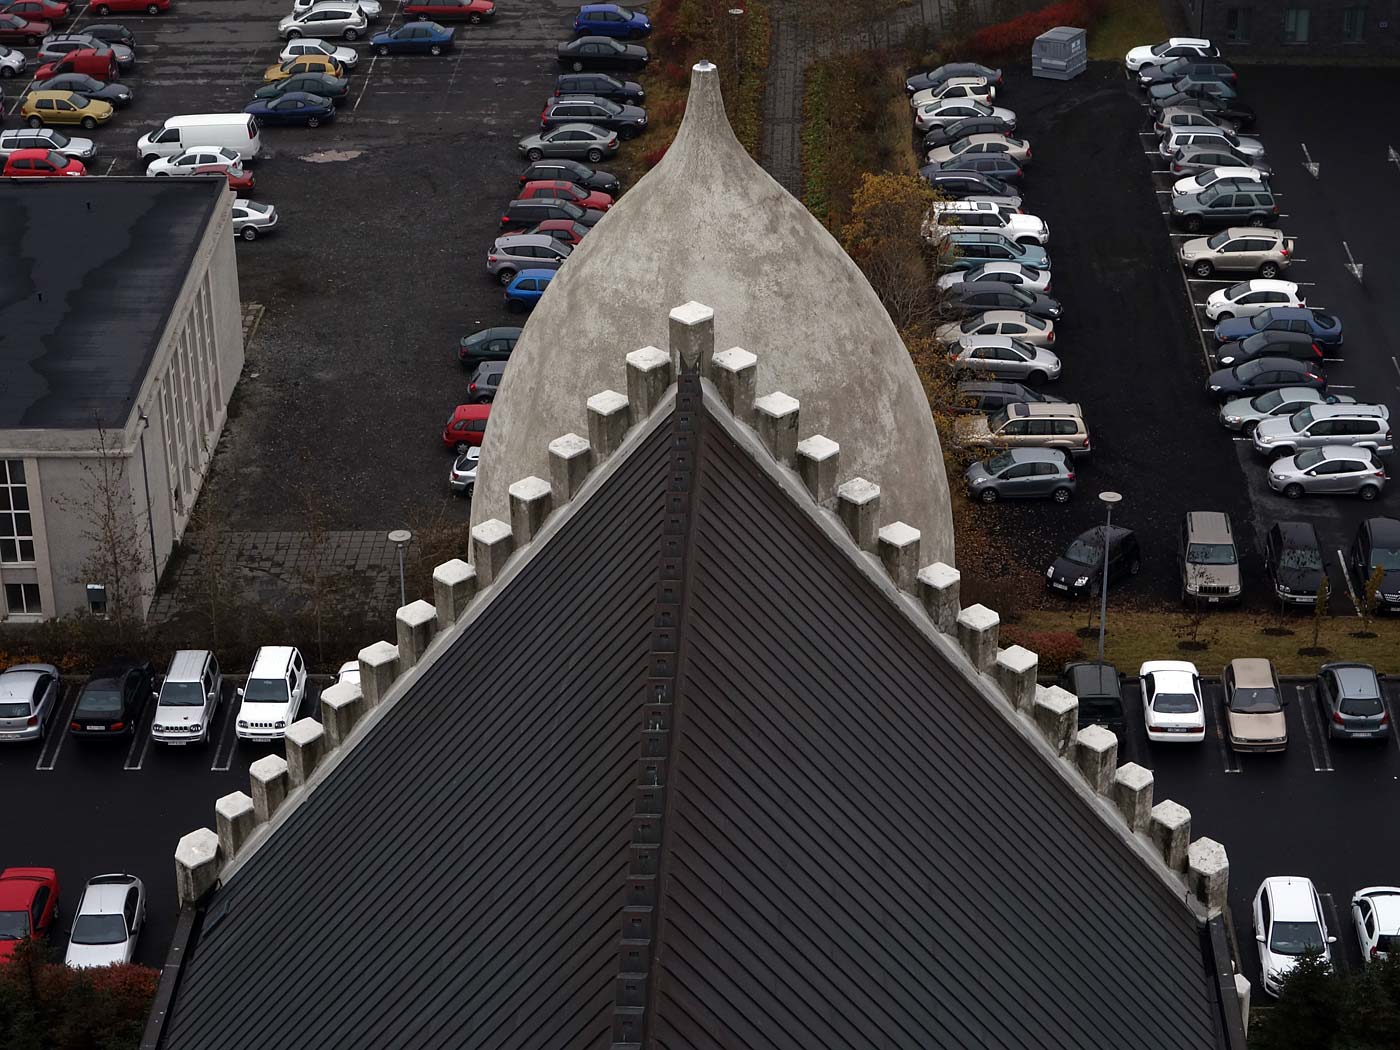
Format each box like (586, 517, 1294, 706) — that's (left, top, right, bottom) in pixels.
(1096, 491, 1123, 665)
(388, 529, 412, 608)
(728, 8, 744, 73)
(136, 410, 158, 583)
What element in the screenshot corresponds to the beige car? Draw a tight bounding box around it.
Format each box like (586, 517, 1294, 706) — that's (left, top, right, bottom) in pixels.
(1180, 227, 1294, 279)
(955, 401, 1090, 454)
(1224, 657, 1287, 752)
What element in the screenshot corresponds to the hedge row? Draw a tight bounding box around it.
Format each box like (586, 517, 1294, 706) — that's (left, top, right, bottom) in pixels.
(963, 0, 1107, 62)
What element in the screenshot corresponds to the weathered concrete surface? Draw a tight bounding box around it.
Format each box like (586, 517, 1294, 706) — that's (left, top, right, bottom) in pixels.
(473, 61, 955, 566)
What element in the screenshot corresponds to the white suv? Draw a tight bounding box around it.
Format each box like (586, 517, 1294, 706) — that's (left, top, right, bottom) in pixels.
(1253, 876, 1335, 996)
(236, 646, 307, 741)
(278, 2, 368, 40)
(928, 199, 1048, 246)
(151, 649, 223, 746)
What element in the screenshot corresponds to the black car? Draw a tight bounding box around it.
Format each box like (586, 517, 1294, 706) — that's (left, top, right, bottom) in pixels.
(519, 158, 619, 196)
(1150, 92, 1256, 130)
(1264, 521, 1324, 606)
(906, 62, 1001, 95)
(1214, 330, 1322, 369)
(253, 73, 350, 104)
(955, 281, 1062, 321)
(556, 35, 648, 72)
(922, 115, 1014, 151)
(554, 72, 643, 104)
(955, 380, 1066, 414)
(468, 360, 505, 403)
(922, 154, 1022, 183)
(1138, 59, 1235, 89)
(41, 72, 132, 106)
(458, 325, 521, 367)
(1349, 517, 1400, 613)
(542, 94, 647, 138)
(1046, 526, 1141, 597)
(1207, 357, 1326, 400)
(501, 197, 604, 232)
(1170, 183, 1277, 232)
(921, 169, 1017, 201)
(70, 659, 157, 738)
(1058, 662, 1126, 741)
(83, 22, 135, 47)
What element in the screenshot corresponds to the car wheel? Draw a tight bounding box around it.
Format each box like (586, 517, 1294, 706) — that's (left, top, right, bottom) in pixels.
(287, 27, 302, 38)
(1284, 483, 1304, 499)
(619, 126, 637, 140)
(81, 116, 96, 129)
(1361, 485, 1380, 502)
(241, 226, 258, 241)
(976, 487, 999, 503)
(377, 45, 389, 55)
(146, 1, 161, 11)
(154, 170, 169, 176)
(1259, 262, 1280, 278)
(464, 483, 475, 499)
(1215, 311, 1233, 322)
(586, 147, 603, 162)
(1192, 260, 1214, 278)
(307, 115, 321, 127)
(343, 28, 359, 40)
(496, 268, 515, 285)
(469, 11, 482, 22)
(526, 147, 543, 160)
(429, 44, 442, 55)
(1027, 370, 1047, 383)
(1242, 420, 1258, 436)
(26, 116, 42, 128)
(572, 60, 583, 71)
(95, 2, 110, 11)
(455, 441, 471, 455)
(1052, 487, 1072, 504)
(1184, 215, 1202, 233)
(25, 34, 38, 45)
(416, 10, 429, 18)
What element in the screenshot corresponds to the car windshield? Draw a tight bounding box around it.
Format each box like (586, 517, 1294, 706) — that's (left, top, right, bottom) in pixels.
(1372, 547, 1400, 571)
(1279, 544, 1322, 570)
(1270, 920, 1324, 956)
(1187, 542, 1236, 565)
(0, 910, 28, 940)
(1250, 389, 1285, 412)
(984, 452, 1016, 474)
(986, 408, 1011, 431)
(1230, 685, 1280, 713)
(45, 150, 65, 167)
(1206, 230, 1231, 249)
(1065, 538, 1103, 566)
(70, 913, 126, 946)
(1287, 407, 1316, 430)
(243, 678, 288, 703)
(1152, 691, 1199, 714)
(0, 702, 32, 718)
(949, 138, 972, 154)
(1226, 281, 1250, 298)
(48, 130, 69, 147)
(1294, 448, 1325, 470)
(76, 687, 122, 717)
(1236, 360, 1268, 379)
(1149, 41, 1172, 55)
(160, 681, 205, 707)
(1198, 185, 1225, 204)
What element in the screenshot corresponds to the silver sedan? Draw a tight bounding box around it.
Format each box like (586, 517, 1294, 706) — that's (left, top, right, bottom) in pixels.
(951, 336, 1062, 382)
(936, 309, 1056, 348)
(1218, 387, 1355, 434)
(517, 122, 618, 163)
(1267, 446, 1386, 500)
(927, 133, 1031, 166)
(231, 199, 278, 241)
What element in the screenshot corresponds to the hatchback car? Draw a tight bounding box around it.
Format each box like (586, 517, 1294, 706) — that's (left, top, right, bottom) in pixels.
(487, 232, 571, 284)
(1179, 510, 1240, 604)
(264, 54, 342, 81)
(1155, 105, 1235, 134)
(937, 310, 1054, 348)
(0, 11, 48, 43)
(1148, 73, 1237, 105)
(1269, 447, 1387, 501)
(1253, 403, 1390, 458)
(2, 147, 84, 175)
(1161, 125, 1262, 161)
(0, 868, 59, 960)
(280, 37, 359, 69)
(1182, 228, 1293, 279)
(1224, 658, 1286, 752)
(1215, 330, 1321, 369)
(64, 874, 145, 969)
(458, 325, 520, 367)
(21, 88, 112, 128)
(1318, 663, 1388, 739)
(69, 660, 156, 737)
(909, 76, 995, 109)
(1218, 387, 1352, 435)
(955, 281, 1061, 320)
(953, 380, 1065, 414)
(253, 71, 348, 103)
(1216, 307, 1342, 349)
(542, 94, 646, 137)
(1205, 279, 1305, 322)
(235, 646, 307, 741)
(556, 34, 647, 72)
(0, 43, 23, 76)
(1264, 521, 1324, 606)
(1139, 58, 1235, 89)
(443, 403, 490, 452)
(39, 34, 133, 69)
(1151, 93, 1255, 130)
(922, 154, 1022, 183)
(1140, 660, 1205, 743)
(518, 121, 618, 163)
(0, 663, 60, 742)
(1047, 526, 1140, 596)
(921, 168, 1020, 205)
(505, 268, 554, 312)
(467, 360, 505, 403)
(574, 3, 649, 38)
(278, 2, 367, 40)
(906, 62, 1002, 94)
(516, 178, 612, 211)
(1124, 36, 1217, 72)
(950, 337, 1061, 383)
(1170, 184, 1277, 232)
(403, 0, 493, 21)
(939, 262, 1050, 294)
(527, 218, 591, 246)
(519, 157, 619, 195)
(3, 0, 68, 18)
(371, 20, 453, 54)
(501, 196, 603, 231)
(1254, 876, 1334, 996)
(1058, 661, 1126, 740)
(449, 446, 480, 496)
(1350, 517, 1400, 613)
(964, 447, 1075, 504)
(1352, 887, 1400, 961)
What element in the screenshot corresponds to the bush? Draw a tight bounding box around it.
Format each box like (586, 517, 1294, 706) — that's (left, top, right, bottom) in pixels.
(0, 938, 158, 1050)
(1001, 628, 1084, 670)
(642, 144, 669, 169)
(962, 0, 1107, 63)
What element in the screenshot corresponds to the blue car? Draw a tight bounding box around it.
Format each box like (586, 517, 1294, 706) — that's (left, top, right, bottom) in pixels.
(1214, 306, 1343, 349)
(573, 3, 650, 39)
(505, 269, 555, 312)
(243, 92, 336, 128)
(372, 20, 456, 55)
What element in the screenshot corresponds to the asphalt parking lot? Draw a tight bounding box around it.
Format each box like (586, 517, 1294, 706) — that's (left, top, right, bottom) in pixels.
(0, 675, 323, 967)
(3, 0, 606, 530)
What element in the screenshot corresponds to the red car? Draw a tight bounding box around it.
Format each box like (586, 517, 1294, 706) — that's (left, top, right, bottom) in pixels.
(442, 403, 489, 452)
(3, 149, 86, 176)
(0, 10, 49, 41)
(401, 0, 493, 22)
(0, 867, 60, 960)
(527, 219, 590, 247)
(193, 163, 253, 191)
(1, 0, 68, 20)
(517, 179, 613, 212)
(91, 0, 170, 12)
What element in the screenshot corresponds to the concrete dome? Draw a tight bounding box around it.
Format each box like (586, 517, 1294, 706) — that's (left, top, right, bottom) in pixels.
(474, 61, 954, 564)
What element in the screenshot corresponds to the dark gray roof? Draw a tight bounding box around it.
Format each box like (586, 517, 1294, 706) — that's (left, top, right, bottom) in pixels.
(157, 396, 1226, 1050)
(0, 178, 222, 430)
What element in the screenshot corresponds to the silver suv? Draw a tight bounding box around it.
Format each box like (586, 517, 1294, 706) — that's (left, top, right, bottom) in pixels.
(1179, 511, 1241, 604)
(278, 3, 368, 40)
(487, 233, 572, 285)
(1252, 403, 1391, 458)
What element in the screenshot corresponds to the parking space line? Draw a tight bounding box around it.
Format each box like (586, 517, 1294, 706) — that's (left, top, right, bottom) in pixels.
(123, 709, 155, 771)
(1321, 894, 1348, 972)
(1294, 685, 1326, 770)
(1387, 684, 1400, 759)
(1337, 548, 1363, 615)
(1390, 356, 1400, 383)
(211, 684, 240, 772)
(35, 685, 80, 771)
(1211, 689, 1242, 773)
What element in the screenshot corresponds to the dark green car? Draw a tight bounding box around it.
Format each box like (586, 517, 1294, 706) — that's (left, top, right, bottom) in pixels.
(1169, 182, 1277, 232)
(253, 73, 349, 103)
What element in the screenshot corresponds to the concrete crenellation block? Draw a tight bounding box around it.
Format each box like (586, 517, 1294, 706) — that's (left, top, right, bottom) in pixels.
(470, 518, 514, 586)
(395, 599, 439, 669)
(1112, 762, 1154, 833)
(795, 435, 839, 504)
(877, 522, 921, 592)
(508, 476, 553, 544)
(432, 558, 476, 625)
(1150, 800, 1192, 872)
(586, 390, 631, 466)
(1072, 724, 1119, 795)
(1032, 684, 1079, 755)
(710, 347, 757, 425)
(955, 604, 999, 673)
(548, 433, 592, 502)
(319, 680, 365, 750)
(917, 562, 960, 634)
(214, 791, 256, 860)
(835, 477, 880, 550)
(1188, 837, 1230, 915)
(357, 640, 400, 708)
(669, 300, 715, 372)
(284, 718, 326, 788)
(626, 345, 673, 417)
(992, 645, 1038, 712)
(249, 754, 290, 825)
(1235, 974, 1251, 1037)
(753, 392, 800, 466)
(174, 828, 221, 909)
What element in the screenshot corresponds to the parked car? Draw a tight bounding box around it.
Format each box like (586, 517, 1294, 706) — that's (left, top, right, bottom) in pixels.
(954, 281, 1061, 320)
(927, 132, 1030, 167)
(906, 62, 1001, 94)
(1218, 387, 1353, 434)
(1208, 357, 1325, 400)
(0, 12, 48, 44)
(40, 32, 133, 68)
(1148, 73, 1237, 105)
(449, 446, 480, 497)
(3, 0, 68, 21)
(1318, 662, 1389, 739)
(556, 34, 647, 72)
(291, 0, 381, 18)
(370, 20, 453, 54)
(2, 146, 84, 175)
(1223, 658, 1286, 752)
(963, 447, 1076, 503)
(921, 154, 1022, 183)
(921, 168, 1020, 205)
(516, 178, 613, 210)
(69, 660, 156, 738)
(1216, 307, 1342, 348)
(527, 218, 591, 246)
(467, 360, 505, 403)
(1150, 92, 1255, 130)
(1205, 279, 1305, 321)
(922, 114, 1014, 150)
(542, 94, 646, 137)
(1047, 526, 1140, 596)
(264, 54, 342, 81)
(953, 380, 1064, 414)
(1170, 184, 1276, 232)
(150, 649, 222, 745)
(335, 660, 359, 687)
(554, 70, 643, 104)
(64, 874, 145, 969)
(1253, 403, 1390, 458)
(500, 197, 603, 231)
(1140, 660, 1205, 743)
(1268, 447, 1386, 501)
(487, 232, 572, 284)
(402, 0, 493, 22)
(937, 310, 1054, 348)
(956, 400, 1086, 455)
(1181, 227, 1293, 278)
(458, 325, 520, 367)
(909, 76, 995, 109)
(504, 268, 554, 312)
(1058, 661, 1125, 740)
(1155, 104, 1235, 134)
(33, 45, 116, 82)
(950, 337, 1062, 383)
(253, 71, 348, 103)
(519, 157, 619, 195)
(280, 36, 359, 68)
(0, 868, 59, 960)
(518, 122, 618, 162)
(39, 72, 130, 105)
(244, 92, 336, 127)
(1264, 521, 1324, 606)
(929, 199, 1049, 246)
(1179, 511, 1240, 604)
(235, 646, 307, 741)
(574, 3, 649, 38)
(91, 0, 167, 12)
(1171, 147, 1272, 181)
(1215, 330, 1322, 369)
(1161, 125, 1262, 162)
(0, 43, 23, 76)
(1254, 877, 1335, 996)
(278, 2, 366, 40)
(1139, 58, 1235, 89)
(1352, 887, 1400, 961)
(147, 145, 245, 177)
(939, 262, 1051, 294)
(1350, 517, 1400, 613)
(0, 663, 60, 742)
(21, 89, 112, 129)
(912, 97, 1016, 132)
(940, 230, 1047, 272)
(442, 403, 490, 452)
(1171, 165, 1270, 198)
(1124, 36, 1217, 72)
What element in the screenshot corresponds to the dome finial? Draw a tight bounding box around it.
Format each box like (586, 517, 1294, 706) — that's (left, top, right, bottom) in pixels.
(673, 58, 741, 154)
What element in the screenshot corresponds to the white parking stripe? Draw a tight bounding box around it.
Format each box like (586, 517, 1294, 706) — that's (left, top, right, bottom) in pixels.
(1320, 894, 1347, 972)
(1295, 685, 1325, 771)
(1213, 690, 1242, 773)
(35, 686, 80, 771)
(1295, 684, 1334, 772)
(1337, 548, 1363, 616)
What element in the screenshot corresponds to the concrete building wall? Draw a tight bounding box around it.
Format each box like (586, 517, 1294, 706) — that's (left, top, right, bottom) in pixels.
(0, 195, 242, 623)
(1180, 0, 1399, 56)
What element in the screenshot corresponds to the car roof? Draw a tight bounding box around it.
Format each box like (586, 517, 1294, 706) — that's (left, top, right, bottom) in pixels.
(1006, 401, 1082, 418)
(250, 646, 296, 677)
(1363, 889, 1400, 927)
(1228, 658, 1275, 688)
(1186, 511, 1232, 542)
(1231, 279, 1295, 294)
(1365, 516, 1400, 544)
(517, 267, 556, 279)
(166, 649, 212, 682)
(452, 403, 491, 419)
(1221, 226, 1283, 241)
(79, 876, 137, 916)
(472, 360, 508, 377)
(1141, 659, 1197, 679)
(1064, 661, 1121, 697)
(1274, 520, 1319, 547)
(1324, 663, 1381, 697)
(1167, 36, 1212, 46)
(1305, 403, 1387, 420)
(0, 666, 50, 699)
(1310, 446, 1375, 462)
(0, 869, 51, 907)
(996, 446, 1067, 463)
(1265, 876, 1319, 920)
(549, 121, 608, 135)
(496, 233, 558, 249)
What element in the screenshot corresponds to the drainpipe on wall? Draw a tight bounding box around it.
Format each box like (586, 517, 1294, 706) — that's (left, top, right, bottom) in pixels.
(137, 410, 159, 586)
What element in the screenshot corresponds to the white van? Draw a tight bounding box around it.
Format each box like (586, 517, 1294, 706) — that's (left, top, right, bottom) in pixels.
(137, 114, 261, 164)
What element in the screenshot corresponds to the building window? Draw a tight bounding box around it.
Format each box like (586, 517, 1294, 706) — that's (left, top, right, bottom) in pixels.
(0, 459, 34, 564)
(86, 584, 108, 616)
(4, 582, 41, 616)
(1225, 6, 1252, 41)
(1343, 5, 1366, 40)
(1283, 7, 1310, 41)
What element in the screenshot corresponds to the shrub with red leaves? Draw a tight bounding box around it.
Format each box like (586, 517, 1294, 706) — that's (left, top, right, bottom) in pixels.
(1001, 628, 1085, 671)
(963, 0, 1106, 63)
(643, 145, 669, 169)
(0, 937, 159, 1050)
